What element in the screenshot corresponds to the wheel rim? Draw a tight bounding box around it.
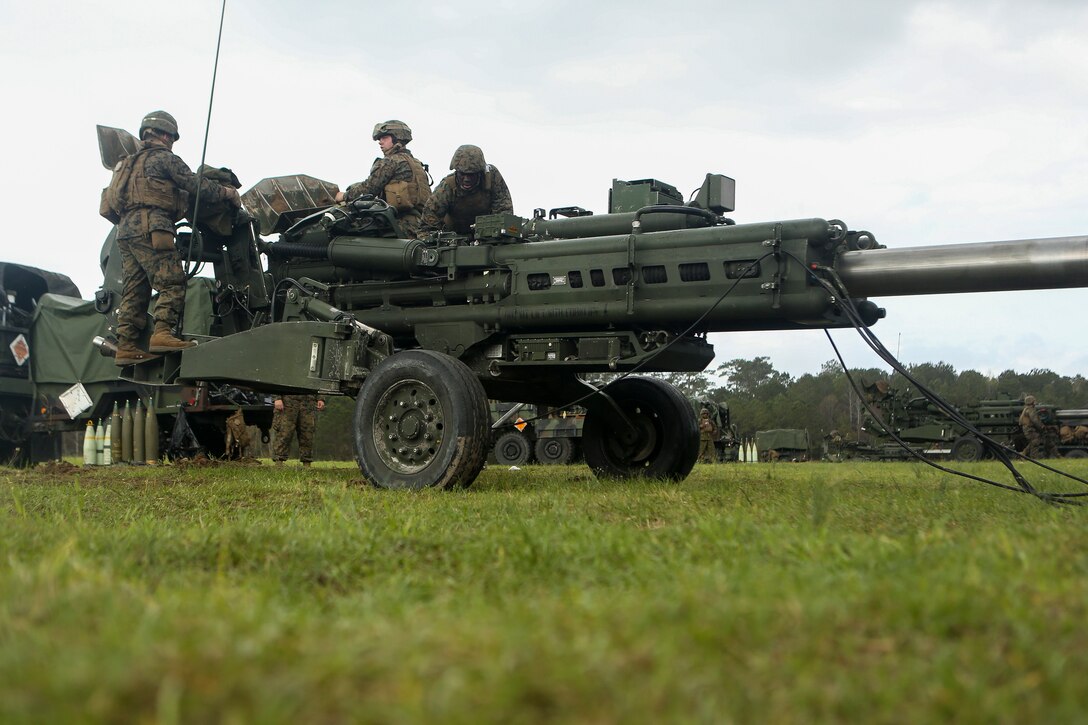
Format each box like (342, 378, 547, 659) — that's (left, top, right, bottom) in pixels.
(540, 440, 564, 460)
(602, 409, 660, 467)
(372, 378, 443, 474)
(496, 433, 529, 464)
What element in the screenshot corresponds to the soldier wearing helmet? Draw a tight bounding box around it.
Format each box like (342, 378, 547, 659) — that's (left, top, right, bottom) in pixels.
(1019, 394, 1057, 458)
(335, 120, 432, 237)
(107, 110, 240, 365)
(697, 408, 718, 464)
(419, 144, 513, 236)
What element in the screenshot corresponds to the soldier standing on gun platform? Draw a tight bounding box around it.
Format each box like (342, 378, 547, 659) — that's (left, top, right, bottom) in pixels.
(104, 110, 240, 365)
(419, 145, 513, 236)
(273, 394, 325, 467)
(335, 120, 431, 238)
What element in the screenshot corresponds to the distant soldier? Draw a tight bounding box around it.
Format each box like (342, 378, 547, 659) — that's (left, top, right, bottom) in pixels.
(698, 408, 718, 463)
(419, 144, 513, 236)
(104, 110, 240, 365)
(335, 120, 431, 237)
(273, 394, 326, 467)
(1019, 395, 1058, 458)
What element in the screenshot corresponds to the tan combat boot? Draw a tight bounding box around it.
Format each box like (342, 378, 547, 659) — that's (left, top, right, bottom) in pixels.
(114, 342, 160, 366)
(148, 329, 198, 353)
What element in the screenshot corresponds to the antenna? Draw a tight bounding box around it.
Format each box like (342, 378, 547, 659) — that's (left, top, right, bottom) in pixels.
(184, 0, 228, 280)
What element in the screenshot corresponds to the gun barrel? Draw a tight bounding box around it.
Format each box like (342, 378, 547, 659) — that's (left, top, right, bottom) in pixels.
(837, 235, 1088, 297)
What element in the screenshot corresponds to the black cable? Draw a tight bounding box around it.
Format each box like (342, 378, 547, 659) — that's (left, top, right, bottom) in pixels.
(509, 237, 1087, 504)
(794, 250, 1088, 504)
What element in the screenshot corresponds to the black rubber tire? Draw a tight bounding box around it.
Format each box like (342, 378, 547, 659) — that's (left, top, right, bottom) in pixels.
(354, 350, 489, 490)
(581, 376, 699, 481)
(951, 435, 985, 462)
(494, 430, 533, 466)
(534, 436, 576, 465)
(1063, 449, 1088, 459)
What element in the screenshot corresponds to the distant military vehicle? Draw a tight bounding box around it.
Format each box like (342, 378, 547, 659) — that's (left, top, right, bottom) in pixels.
(489, 401, 585, 466)
(755, 429, 810, 462)
(859, 385, 1088, 461)
(91, 124, 1088, 488)
(489, 395, 735, 466)
(0, 261, 273, 465)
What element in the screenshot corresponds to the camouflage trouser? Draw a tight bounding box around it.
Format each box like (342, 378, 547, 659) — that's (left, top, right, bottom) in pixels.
(699, 438, 716, 463)
(273, 395, 318, 463)
(116, 232, 186, 345)
(1023, 429, 1046, 459)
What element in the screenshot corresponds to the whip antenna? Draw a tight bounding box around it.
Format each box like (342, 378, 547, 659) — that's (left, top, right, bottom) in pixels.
(185, 0, 228, 277)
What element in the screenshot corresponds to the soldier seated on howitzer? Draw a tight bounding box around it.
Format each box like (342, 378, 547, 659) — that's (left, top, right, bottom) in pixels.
(335, 120, 431, 238)
(418, 144, 513, 237)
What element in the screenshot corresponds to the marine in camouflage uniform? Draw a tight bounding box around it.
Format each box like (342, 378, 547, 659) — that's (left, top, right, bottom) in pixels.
(109, 111, 239, 364)
(340, 120, 431, 238)
(698, 409, 718, 463)
(272, 394, 325, 466)
(1019, 395, 1058, 458)
(419, 144, 513, 236)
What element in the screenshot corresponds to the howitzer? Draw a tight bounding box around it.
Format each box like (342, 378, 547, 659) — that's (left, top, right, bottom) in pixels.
(97, 166, 1088, 489)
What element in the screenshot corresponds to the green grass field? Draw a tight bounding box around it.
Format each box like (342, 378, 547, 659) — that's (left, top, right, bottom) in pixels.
(2, 459, 1086, 724)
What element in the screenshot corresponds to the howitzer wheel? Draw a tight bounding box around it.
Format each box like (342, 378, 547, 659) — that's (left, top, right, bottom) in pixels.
(535, 436, 577, 466)
(581, 377, 699, 481)
(354, 350, 489, 490)
(951, 435, 985, 462)
(494, 431, 533, 466)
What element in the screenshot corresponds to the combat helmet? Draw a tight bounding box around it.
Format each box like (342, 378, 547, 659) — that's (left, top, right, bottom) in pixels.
(372, 120, 412, 144)
(450, 144, 486, 173)
(139, 110, 180, 141)
(1024, 395, 1037, 405)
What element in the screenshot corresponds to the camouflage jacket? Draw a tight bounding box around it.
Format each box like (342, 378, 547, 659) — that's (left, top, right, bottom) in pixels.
(116, 137, 235, 239)
(419, 166, 513, 235)
(345, 144, 429, 210)
(1019, 404, 1044, 433)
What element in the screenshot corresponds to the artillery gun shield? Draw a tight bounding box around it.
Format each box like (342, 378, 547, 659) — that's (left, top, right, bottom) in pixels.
(96, 125, 141, 169)
(242, 175, 340, 235)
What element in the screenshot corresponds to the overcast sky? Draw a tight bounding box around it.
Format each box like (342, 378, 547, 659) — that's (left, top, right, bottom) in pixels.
(2, 0, 1085, 382)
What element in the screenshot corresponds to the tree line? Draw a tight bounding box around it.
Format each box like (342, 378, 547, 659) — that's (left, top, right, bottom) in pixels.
(652, 358, 1088, 440)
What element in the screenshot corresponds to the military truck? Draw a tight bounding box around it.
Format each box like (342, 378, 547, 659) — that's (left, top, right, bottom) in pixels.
(0, 261, 273, 465)
(489, 395, 733, 466)
(90, 124, 1088, 488)
(755, 429, 810, 462)
(489, 400, 585, 466)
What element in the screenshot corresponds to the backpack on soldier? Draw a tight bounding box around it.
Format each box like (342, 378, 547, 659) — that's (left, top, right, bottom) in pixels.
(99, 148, 150, 224)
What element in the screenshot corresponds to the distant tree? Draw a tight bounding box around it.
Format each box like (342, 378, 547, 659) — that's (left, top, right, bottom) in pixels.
(715, 357, 792, 400)
(955, 369, 994, 405)
(646, 371, 718, 400)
